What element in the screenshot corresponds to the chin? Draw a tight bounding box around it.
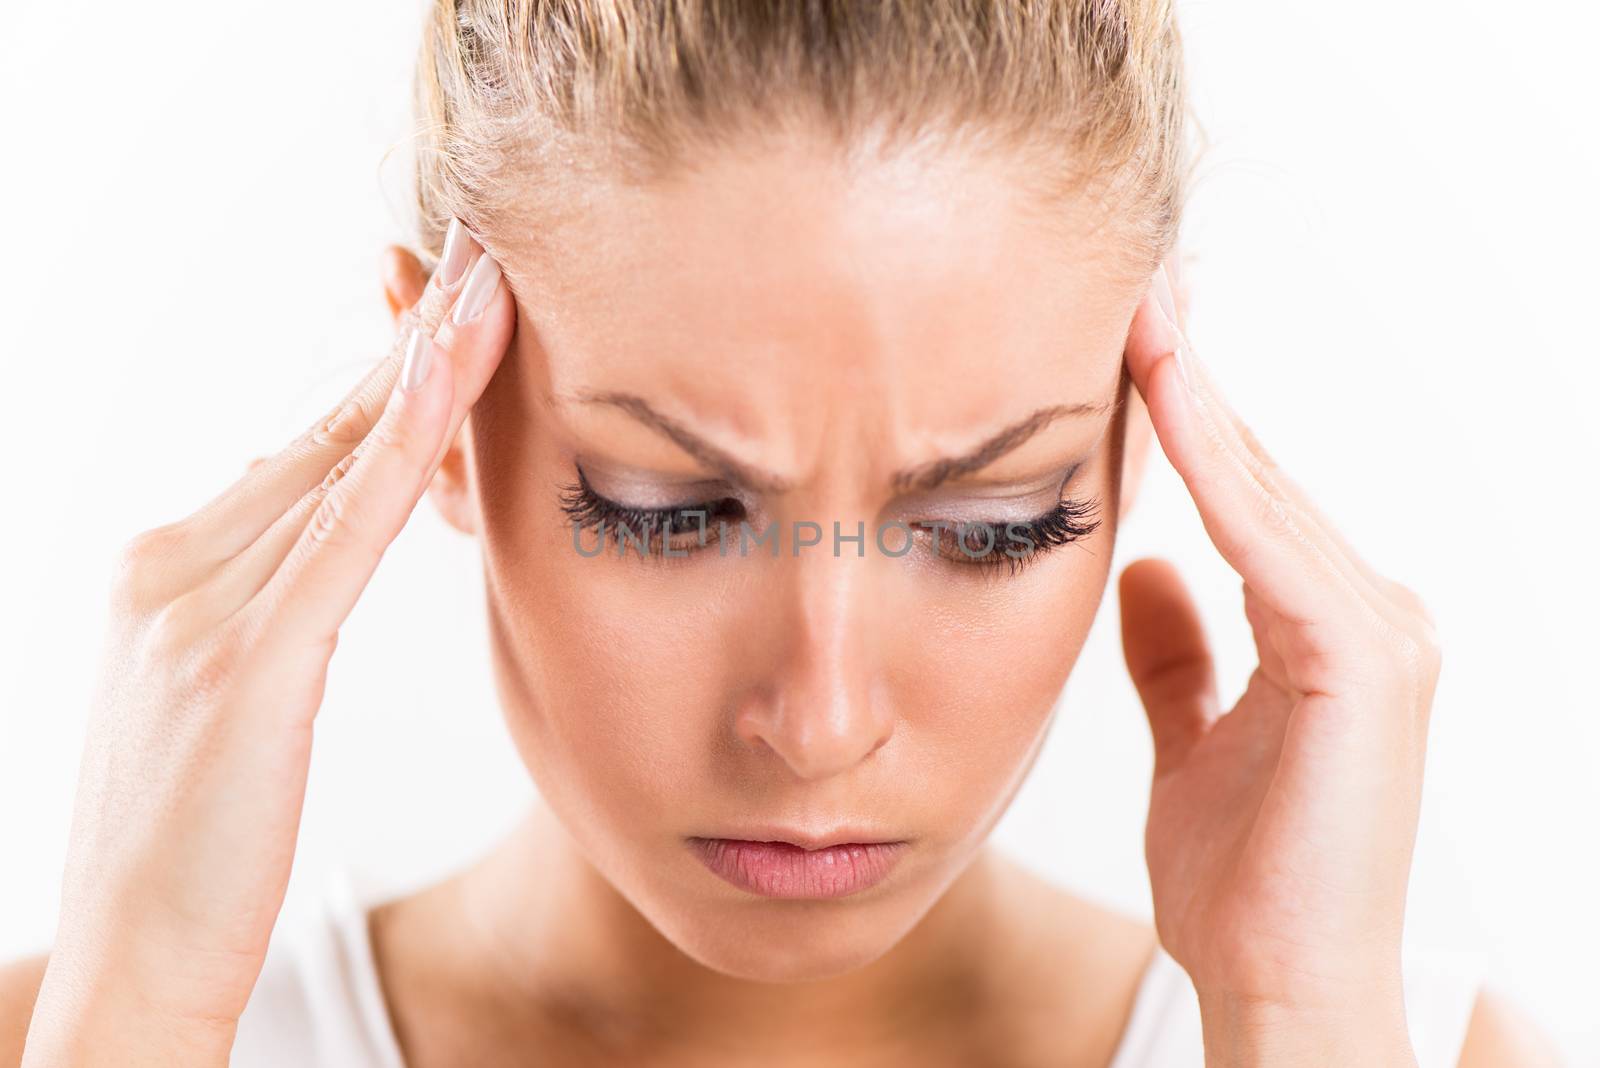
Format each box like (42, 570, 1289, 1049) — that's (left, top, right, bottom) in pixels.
(643, 888, 939, 983)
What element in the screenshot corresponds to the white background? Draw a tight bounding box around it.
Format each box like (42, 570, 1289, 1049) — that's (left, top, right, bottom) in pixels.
(1, 1, 1596, 1062)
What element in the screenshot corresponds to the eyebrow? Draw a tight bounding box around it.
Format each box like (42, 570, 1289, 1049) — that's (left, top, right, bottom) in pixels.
(573, 390, 1112, 495)
(892, 400, 1113, 492)
(576, 390, 795, 494)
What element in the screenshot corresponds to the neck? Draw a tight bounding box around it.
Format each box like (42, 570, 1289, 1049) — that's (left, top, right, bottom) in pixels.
(445, 801, 1009, 1059)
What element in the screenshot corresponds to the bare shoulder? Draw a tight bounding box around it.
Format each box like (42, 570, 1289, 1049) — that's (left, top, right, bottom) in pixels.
(1457, 987, 1567, 1068)
(0, 954, 49, 1067)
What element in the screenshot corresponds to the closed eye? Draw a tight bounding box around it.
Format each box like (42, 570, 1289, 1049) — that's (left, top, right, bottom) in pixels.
(917, 495, 1101, 576)
(558, 464, 744, 554)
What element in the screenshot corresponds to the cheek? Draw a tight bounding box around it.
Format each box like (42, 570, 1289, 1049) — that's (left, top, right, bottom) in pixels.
(880, 544, 1114, 801)
(470, 365, 1119, 849)
(477, 496, 729, 835)
(528, 573, 733, 806)
(469, 377, 727, 833)
(883, 455, 1121, 764)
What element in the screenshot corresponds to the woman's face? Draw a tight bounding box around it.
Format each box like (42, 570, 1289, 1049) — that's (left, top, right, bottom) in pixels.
(454, 133, 1153, 981)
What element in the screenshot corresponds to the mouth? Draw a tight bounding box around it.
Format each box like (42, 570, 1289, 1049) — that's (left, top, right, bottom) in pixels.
(685, 834, 909, 899)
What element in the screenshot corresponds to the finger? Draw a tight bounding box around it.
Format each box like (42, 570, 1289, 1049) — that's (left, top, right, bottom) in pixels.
(185, 304, 429, 559)
(423, 244, 511, 448)
(1155, 283, 1435, 649)
(235, 250, 511, 641)
(1147, 275, 1401, 614)
(181, 221, 482, 565)
(1198, 372, 1426, 630)
(1124, 276, 1394, 641)
(1242, 581, 1292, 691)
(1119, 557, 1220, 777)
(237, 327, 454, 649)
(206, 246, 511, 619)
(198, 426, 373, 621)
(1163, 249, 1191, 328)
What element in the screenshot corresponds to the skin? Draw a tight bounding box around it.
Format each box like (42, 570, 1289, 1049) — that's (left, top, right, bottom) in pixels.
(371, 137, 1160, 1067)
(0, 129, 1566, 1067)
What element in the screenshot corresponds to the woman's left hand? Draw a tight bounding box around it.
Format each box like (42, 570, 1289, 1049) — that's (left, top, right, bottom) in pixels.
(1119, 265, 1441, 1067)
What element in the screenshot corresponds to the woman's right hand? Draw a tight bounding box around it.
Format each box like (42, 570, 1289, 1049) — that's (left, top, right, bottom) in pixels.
(21, 222, 513, 1068)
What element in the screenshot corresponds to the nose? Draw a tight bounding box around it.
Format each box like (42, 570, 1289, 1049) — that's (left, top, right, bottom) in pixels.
(734, 544, 894, 781)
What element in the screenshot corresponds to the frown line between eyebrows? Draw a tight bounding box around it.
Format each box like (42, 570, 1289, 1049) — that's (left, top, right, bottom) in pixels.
(568, 389, 1113, 497)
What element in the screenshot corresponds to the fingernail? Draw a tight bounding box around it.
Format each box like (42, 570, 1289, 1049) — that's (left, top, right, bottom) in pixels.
(1173, 338, 1195, 392)
(1152, 265, 1180, 327)
(451, 252, 502, 326)
(400, 326, 435, 392)
(1151, 266, 1195, 393)
(435, 217, 472, 288)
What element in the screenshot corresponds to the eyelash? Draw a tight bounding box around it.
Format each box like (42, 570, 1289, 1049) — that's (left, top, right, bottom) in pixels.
(556, 465, 1100, 576)
(924, 497, 1102, 578)
(558, 466, 745, 554)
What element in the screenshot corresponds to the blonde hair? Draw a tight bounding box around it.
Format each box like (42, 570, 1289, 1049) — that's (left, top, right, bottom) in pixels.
(413, 0, 1189, 272)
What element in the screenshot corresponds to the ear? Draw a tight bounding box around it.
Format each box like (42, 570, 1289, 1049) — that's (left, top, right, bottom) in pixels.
(380, 244, 481, 537)
(1118, 251, 1191, 520)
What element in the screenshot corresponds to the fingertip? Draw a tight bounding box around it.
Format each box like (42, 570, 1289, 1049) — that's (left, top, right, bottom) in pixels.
(1118, 556, 1191, 611)
(447, 252, 502, 328)
(433, 217, 481, 292)
(1134, 347, 1200, 479)
(1125, 553, 1175, 573)
(1124, 280, 1182, 389)
(431, 257, 515, 386)
(1118, 555, 1154, 597)
(478, 262, 514, 327)
(391, 331, 456, 429)
(398, 327, 436, 394)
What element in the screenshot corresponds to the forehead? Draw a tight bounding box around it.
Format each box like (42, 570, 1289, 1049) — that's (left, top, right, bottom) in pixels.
(503, 133, 1145, 457)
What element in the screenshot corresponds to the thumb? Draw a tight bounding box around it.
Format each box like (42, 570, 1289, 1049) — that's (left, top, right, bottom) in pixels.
(1118, 557, 1220, 776)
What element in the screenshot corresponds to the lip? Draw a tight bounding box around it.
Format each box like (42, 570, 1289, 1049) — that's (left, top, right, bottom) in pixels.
(686, 835, 909, 899)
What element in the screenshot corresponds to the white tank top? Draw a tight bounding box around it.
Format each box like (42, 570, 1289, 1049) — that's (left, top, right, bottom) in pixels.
(231, 871, 1485, 1067)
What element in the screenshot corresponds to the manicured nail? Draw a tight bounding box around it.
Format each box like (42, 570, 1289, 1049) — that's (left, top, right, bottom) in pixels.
(1152, 265, 1180, 326)
(435, 217, 473, 288)
(451, 252, 501, 326)
(399, 326, 434, 392)
(1173, 338, 1195, 392)
(1151, 266, 1195, 393)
